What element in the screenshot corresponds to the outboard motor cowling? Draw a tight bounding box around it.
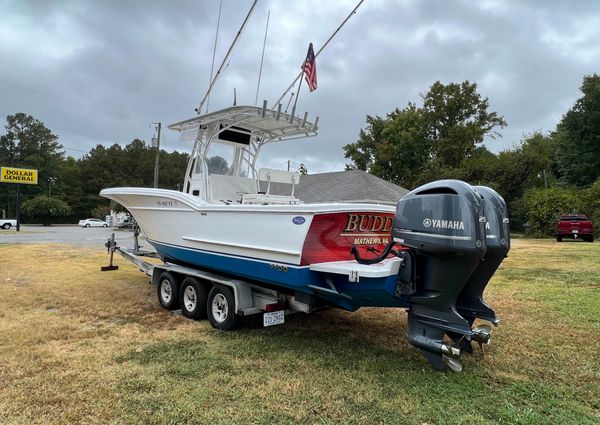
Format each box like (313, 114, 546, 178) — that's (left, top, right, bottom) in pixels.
(393, 180, 487, 371)
(455, 186, 510, 330)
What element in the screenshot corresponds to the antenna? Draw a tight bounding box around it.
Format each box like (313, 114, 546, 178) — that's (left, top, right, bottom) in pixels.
(196, 0, 260, 114)
(273, 0, 365, 107)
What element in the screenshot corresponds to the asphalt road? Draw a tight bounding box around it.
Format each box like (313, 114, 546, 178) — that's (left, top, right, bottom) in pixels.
(0, 225, 148, 249)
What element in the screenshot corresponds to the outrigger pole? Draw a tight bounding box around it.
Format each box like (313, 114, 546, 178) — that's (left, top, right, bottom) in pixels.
(196, 0, 260, 114)
(254, 10, 270, 106)
(272, 0, 365, 108)
(206, 0, 223, 114)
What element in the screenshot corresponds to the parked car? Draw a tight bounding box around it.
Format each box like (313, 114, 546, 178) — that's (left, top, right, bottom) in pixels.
(78, 218, 109, 228)
(117, 219, 136, 229)
(556, 214, 594, 242)
(1, 219, 17, 230)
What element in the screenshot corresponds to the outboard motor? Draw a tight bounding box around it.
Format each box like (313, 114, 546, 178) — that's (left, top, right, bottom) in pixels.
(393, 180, 487, 371)
(453, 186, 510, 352)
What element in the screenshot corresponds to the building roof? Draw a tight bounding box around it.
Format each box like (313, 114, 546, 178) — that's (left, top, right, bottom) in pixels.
(261, 169, 409, 206)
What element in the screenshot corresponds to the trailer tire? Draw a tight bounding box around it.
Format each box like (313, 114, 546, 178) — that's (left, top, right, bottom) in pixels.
(2, 223, 10, 230)
(207, 285, 240, 330)
(157, 272, 180, 310)
(180, 277, 209, 320)
(556, 236, 562, 242)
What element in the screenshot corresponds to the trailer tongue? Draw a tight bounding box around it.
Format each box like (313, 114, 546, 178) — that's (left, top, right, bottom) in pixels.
(103, 179, 509, 372)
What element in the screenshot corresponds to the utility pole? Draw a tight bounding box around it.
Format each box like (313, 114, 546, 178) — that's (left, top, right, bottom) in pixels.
(48, 177, 57, 197)
(152, 122, 161, 188)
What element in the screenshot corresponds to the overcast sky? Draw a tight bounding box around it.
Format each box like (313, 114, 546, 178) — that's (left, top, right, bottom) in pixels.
(1, 0, 599, 174)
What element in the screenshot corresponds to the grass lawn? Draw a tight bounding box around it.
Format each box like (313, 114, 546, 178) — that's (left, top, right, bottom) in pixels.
(0, 240, 598, 424)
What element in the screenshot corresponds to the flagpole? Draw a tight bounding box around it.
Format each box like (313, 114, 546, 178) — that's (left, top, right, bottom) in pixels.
(272, 0, 365, 108)
(290, 69, 304, 119)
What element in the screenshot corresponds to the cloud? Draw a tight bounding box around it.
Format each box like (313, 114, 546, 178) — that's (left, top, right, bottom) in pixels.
(0, 0, 598, 173)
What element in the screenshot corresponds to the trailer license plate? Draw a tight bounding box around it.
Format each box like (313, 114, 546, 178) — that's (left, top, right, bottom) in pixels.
(263, 310, 285, 327)
(572, 230, 579, 233)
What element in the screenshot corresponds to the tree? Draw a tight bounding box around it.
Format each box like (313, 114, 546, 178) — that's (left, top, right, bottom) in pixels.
(554, 74, 600, 187)
(344, 114, 387, 171)
(21, 196, 71, 226)
(344, 81, 506, 189)
(422, 81, 506, 168)
(521, 187, 583, 236)
(0, 113, 65, 213)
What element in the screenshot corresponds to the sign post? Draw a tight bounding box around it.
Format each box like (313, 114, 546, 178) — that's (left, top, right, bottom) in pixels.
(0, 166, 39, 232)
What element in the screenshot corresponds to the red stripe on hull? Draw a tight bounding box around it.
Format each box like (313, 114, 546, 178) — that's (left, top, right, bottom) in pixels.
(300, 212, 395, 266)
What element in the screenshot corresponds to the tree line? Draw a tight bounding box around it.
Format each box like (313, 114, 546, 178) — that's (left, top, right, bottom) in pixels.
(0, 114, 188, 223)
(344, 74, 600, 236)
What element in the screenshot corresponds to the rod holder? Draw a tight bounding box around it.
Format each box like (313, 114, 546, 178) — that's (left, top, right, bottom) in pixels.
(261, 100, 267, 118)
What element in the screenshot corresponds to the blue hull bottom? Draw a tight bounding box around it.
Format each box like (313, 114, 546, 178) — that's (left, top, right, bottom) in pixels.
(150, 240, 410, 311)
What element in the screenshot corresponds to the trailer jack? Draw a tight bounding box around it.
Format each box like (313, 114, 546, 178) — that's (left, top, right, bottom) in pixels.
(101, 233, 119, 271)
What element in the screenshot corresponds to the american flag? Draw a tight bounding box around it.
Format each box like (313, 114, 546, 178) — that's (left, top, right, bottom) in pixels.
(302, 42, 317, 92)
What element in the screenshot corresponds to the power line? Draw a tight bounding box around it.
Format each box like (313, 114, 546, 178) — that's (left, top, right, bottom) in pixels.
(0, 80, 152, 124)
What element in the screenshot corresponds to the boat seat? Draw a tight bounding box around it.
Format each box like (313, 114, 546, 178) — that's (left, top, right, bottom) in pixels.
(209, 175, 257, 204)
(241, 193, 302, 205)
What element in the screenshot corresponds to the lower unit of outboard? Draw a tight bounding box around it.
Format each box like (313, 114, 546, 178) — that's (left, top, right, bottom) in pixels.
(390, 180, 510, 371)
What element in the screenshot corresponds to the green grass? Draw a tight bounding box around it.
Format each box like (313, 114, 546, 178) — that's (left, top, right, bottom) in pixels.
(0, 240, 599, 424)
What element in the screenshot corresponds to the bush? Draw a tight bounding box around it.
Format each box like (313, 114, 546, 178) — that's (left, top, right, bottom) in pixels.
(582, 179, 600, 235)
(21, 196, 71, 226)
(521, 187, 583, 236)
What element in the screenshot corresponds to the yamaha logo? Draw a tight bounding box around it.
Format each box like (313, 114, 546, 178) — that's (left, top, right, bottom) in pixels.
(422, 217, 465, 230)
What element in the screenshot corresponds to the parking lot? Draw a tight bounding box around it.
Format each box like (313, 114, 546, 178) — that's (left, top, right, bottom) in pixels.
(0, 225, 144, 248)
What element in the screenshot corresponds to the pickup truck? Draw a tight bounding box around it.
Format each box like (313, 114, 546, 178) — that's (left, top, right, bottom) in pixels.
(1, 219, 17, 230)
(556, 214, 594, 242)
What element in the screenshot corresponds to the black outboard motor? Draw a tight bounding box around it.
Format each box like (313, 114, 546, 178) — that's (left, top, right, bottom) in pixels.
(393, 180, 487, 371)
(453, 186, 510, 352)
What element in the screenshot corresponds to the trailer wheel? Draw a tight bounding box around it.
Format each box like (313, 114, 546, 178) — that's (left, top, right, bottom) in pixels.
(157, 272, 180, 310)
(556, 236, 562, 242)
(207, 285, 240, 330)
(180, 277, 209, 320)
(2, 223, 10, 230)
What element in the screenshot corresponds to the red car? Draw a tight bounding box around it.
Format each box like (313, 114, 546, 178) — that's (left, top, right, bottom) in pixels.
(556, 214, 594, 242)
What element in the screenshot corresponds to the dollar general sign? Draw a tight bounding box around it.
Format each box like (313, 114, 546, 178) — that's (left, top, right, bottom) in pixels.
(1, 166, 38, 185)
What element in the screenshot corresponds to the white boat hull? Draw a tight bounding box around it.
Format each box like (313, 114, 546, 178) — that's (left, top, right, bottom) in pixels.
(100, 187, 395, 266)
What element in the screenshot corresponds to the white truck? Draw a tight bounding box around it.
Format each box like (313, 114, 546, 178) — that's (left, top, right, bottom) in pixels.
(1, 219, 17, 230)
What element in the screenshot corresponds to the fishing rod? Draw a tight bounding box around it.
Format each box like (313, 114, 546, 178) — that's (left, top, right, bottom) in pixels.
(272, 0, 365, 108)
(196, 0, 260, 114)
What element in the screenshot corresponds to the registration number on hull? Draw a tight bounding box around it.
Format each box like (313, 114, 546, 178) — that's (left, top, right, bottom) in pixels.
(263, 310, 285, 327)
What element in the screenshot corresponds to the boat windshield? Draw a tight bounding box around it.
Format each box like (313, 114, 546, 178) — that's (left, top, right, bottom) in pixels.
(206, 144, 235, 176)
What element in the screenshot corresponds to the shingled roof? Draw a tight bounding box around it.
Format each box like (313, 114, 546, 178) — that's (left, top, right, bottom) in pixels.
(261, 169, 409, 205)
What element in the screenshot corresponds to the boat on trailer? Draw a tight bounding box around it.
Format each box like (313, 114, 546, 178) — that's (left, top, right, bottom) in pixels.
(101, 102, 510, 372)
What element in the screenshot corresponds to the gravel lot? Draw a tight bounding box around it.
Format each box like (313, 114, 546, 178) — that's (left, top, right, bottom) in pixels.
(0, 225, 147, 249)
